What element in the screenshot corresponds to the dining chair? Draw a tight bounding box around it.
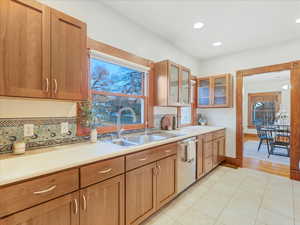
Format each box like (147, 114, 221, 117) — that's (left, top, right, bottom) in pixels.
(269, 125, 290, 157)
(255, 125, 272, 157)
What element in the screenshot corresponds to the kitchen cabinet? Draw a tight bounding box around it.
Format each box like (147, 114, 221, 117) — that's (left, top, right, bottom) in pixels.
(196, 136, 204, 179)
(126, 163, 157, 225)
(156, 155, 177, 209)
(0, 0, 51, 98)
(0, 0, 87, 100)
(1, 192, 80, 225)
(126, 155, 177, 225)
(197, 74, 232, 108)
(80, 175, 125, 225)
(154, 60, 191, 106)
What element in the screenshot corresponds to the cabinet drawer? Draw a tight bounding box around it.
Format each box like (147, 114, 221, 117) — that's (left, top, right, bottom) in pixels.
(80, 157, 125, 187)
(204, 142, 213, 158)
(0, 169, 79, 217)
(204, 158, 213, 173)
(203, 133, 213, 142)
(213, 130, 225, 139)
(126, 142, 177, 171)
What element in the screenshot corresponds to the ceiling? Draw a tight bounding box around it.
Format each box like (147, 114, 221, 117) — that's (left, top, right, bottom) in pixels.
(101, 0, 300, 60)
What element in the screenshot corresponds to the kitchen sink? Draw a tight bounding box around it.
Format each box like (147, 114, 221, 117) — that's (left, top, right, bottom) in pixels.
(108, 139, 137, 147)
(106, 132, 182, 147)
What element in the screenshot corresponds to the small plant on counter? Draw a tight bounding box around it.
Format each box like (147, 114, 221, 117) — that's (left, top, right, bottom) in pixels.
(79, 101, 101, 143)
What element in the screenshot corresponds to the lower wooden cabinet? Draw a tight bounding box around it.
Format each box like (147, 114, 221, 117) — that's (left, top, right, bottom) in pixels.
(126, 163, 157, 225)
(125, 155, 177, 225)
(1, 192, 80, 225)
(196, 136, 204, 179)
(197, 130, 226, 178)
(156, 155, 177, 209)
(80, 175, 124, 225)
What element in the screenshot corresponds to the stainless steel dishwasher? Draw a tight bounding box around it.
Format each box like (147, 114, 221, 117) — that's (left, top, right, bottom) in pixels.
(177, 137, 197, 193)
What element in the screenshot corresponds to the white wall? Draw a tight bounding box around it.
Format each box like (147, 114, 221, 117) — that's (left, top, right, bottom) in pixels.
(197, 39, 300, 157)
(243, 77, 291, 134)
(0, 0, 200, 119)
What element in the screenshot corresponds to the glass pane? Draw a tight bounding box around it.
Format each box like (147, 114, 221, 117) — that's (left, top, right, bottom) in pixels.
(169, 65, 179, 104)
(90, 58, 144, 95)
(181, 107, 192, 125)
(181, 70, 189, 104)
(92, 94, 144, 127)
(214, 77, 226, 105)
(198, 79, 210, 105)
(252, 101, 275, 126)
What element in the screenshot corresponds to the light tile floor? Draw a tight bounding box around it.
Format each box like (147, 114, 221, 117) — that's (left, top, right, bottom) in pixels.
(142, 166, 300, 225)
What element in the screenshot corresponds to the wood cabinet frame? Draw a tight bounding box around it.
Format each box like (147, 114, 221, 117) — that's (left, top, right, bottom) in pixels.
(154, 60, 191, 107)
(197, 73, 232, 108)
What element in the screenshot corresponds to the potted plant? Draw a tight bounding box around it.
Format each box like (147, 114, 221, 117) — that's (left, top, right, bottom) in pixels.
(79, 101, 100, 143)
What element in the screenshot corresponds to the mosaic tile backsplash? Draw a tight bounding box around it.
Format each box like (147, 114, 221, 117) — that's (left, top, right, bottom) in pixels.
(0, 117, 89, 154)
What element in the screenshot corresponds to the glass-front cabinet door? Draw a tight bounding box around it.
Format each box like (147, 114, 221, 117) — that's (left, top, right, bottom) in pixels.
(212, 76, 227, 106)
(181, 68, 190, 105)
(168, 63, 180, 105)
(198, 78, 211, 106)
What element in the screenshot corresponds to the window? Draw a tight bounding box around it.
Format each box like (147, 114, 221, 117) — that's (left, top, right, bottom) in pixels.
(180, 107, 192, 126)
(248, 92, 281, 128)
(90, 56, 148, 133)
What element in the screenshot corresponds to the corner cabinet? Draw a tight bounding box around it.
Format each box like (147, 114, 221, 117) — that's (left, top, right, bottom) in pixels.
(197, 74, 232, 108)
(0, 0, 88, 101)
(154, 60, 191, 106)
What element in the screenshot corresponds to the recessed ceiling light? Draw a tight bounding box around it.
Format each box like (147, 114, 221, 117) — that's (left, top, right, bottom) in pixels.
(212, 41, 222, 47)
(296, 18, 300, 23)
(193, 22, 204, 29)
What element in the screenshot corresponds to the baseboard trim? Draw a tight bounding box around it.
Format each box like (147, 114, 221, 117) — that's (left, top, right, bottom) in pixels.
(291, 169, 300, 181)
(224, 157, 241, 168)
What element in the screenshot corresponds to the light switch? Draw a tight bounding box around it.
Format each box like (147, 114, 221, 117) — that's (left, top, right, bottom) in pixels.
(61, 122, 69, 134)
(24, 124, 34, 137)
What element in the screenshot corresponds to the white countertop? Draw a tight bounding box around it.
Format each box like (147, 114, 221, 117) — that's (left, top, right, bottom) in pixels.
(0, 126, 224, 186)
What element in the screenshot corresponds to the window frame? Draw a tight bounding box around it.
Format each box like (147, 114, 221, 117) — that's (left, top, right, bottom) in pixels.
(247, 91, 281, 129)
(90, 56, 148, 134)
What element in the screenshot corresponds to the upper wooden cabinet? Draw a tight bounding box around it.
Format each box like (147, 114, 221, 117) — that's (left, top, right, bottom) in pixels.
(154, 60, 191, 106)
(197, 74, 232, 108)
(0, 0, 87, 100)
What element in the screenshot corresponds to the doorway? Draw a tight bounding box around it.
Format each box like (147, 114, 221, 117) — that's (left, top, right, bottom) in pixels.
(235, 61, 300, 180)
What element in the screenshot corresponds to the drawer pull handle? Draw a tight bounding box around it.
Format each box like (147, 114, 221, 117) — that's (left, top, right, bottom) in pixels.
(82, 194, 87, 211)
(73, 199, 78, 215)
(98, 168, 112, 174)
(138, 157, 147, 162)
(33, 185, 57, 194)
(165, 150, 171, 153)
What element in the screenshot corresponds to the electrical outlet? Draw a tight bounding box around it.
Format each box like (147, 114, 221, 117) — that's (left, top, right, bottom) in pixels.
(24, 124, 34, 137)
(61, 122, 69, 134)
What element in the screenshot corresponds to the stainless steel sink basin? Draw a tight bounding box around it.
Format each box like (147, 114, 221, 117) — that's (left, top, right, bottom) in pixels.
(106, 131, 182, 147)
(108, 139, 137, 147)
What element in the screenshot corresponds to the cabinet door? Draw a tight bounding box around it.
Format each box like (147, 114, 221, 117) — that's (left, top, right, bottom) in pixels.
(1, 192, 79, 225)
(218, 137, 225, 163)
(203, 142, 213, 173)
(213, 139, 219, 167)
(51, 9, 87, 100)
(212, 76, 227, 106)
(80, 175, 124, 225)
(168, 62, 180, 105)
(181, 67, 190, 105)
(156, 155, 177, 209)
(197, 136, 204, 179)
(197, 78, 211, 107)
(126, 163, 157, 225)
(0, 0, 51, 98)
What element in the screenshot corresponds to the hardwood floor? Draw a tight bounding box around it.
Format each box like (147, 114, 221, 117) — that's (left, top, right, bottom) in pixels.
(243, 133, 290, 178)
(243, 157, 290, 177)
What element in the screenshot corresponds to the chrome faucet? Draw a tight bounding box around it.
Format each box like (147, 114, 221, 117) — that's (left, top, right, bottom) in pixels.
(116, 107, 137, 139)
